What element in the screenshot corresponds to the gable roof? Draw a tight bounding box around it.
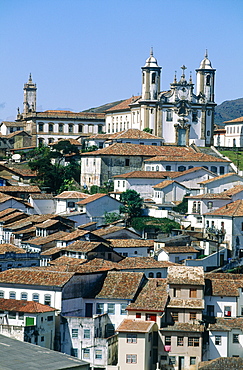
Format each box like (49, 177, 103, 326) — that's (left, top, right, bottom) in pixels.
(93, 226, 139, 237)
(204, 199, 243, 217)
(108, 239, 154, 248)
(116, 319, 154, 333)
(0, 268, 75, 287)
(96, 271, 144, 300)
(103, 129, 162, 140)
(22, 231, 68, 246)
(205, 273, 243, 296)
(224, 116, 243, 124)
(41, 241, 106, 256)
(0, 298, 56, 313)
(113, 170, 180, 179)
(162, 245, 199, 254)
(153, 180, 188, 190)
(106, 96, 141, 112)
(127, 278, 168, 312)
(54, 191, 90, 199)
(167, 266, 204, 285)
(199, 357, 243, 370)
(0, 243, 26, 254)
(199, 172, 240, 185)
(76, 193, 107, 205)
(144, 152, 230, 163)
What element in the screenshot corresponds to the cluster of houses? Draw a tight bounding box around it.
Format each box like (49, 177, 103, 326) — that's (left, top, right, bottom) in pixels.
(0, 51, 243, 369)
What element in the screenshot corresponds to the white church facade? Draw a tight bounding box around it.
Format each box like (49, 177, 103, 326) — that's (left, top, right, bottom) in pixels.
(105, 50, 216, 147)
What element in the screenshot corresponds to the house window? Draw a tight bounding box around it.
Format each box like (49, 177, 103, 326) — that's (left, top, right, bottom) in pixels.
(83, 348, 90, 359)
(146, 313, 156, 321)
(211, 166, 217, 174)
(125, 158, 130, 166)
(224, 306, 232, 317)
(71, 348, 78, 357)
(127, 334, 137, 343)
(169, 356, 176, 365)
(166, 110, 172, 121)
(178, 165, 186, 172)
(190, 312, 197, 320)
(21, 292, 28, 300)
(96, 303, 104, 315)
(84, 329, 90, 339)
(165, 336, 171, 345)
(95, 349, 102, 359)
(68, 124, 73, 133)
(72, 329, 79, 338)
(47, 315, 53, 321)
(49, 124, 53, 132)
(9, 292, 16, 299)
(41, 336, 44, 342)
(173, 288, 181, 298)
(0, 291, 4, 298)
(148, 272, 154, 278)
(107, 303, 115, 315)
(19, 312, 24, 320)
(207, 305, 214, 317)
(177, 336, 184, 346)
(78, 125, 83, 133)
(59, 123, 63, 132)
(32, 293, 39, 302)
(38, 123, 44, 132)
(136, 313, 141, 318)
(190, 288, 197, 298)
(120, 303, 127, 315)
(220, 166, 225, 175)
(208, 201, 213, 209)
(68, 201, 75, 208)
(171, 312, 178, 321)
(8, 311, 16, 319)
(188, 337, 200, 346)
(190, 357, 196, 365)
(126, 354, 137, 363)
(233, 334, 239, 343)
(166, 165, 171, 171)
(215, 335, 222, 345)
(44, 295, 51, 306)
(156, 272, 162, 278)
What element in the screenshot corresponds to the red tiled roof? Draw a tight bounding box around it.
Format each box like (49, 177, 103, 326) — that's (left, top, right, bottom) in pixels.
(199, 173, 237, 184)
(55, 191, 90, 199)
(128, 278, 168, 311)
(204, 199, 243, 217)
(224, 116, 243, 124)
(0, 298, 56, 313)
(153, 180, 187, 189)
(117, 319, 154, 333)
(0, 268, 75, 287)
(118, 257, 176, 269)
(108, 239, 154, 248)
(103, 129, 162, 140)
(96, 271, 144, 299)
(76, 193, 107, 205)
(105, 96, 141, 112)
(0, 244, 25, 254)
(22, 231, 68, 246)
(205, 273, 243, 296)
(113, 170, 180, 179)
(167, 266, 204, 285)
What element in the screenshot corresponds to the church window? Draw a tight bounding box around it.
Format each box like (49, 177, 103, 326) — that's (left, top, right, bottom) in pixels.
(69, 124, 73, 133)
(49, 124, 53, 132)
(59, 123, 63, 133)
(192, 111, 198, 122)
(166, 165, 171, 171)
(38, 123, 44, 132)
(207, 130, 210, 136)
(152, 73, 156, 84)
(143, 72, 145, 84)
(207, 110, 211, 116)
(211, 166, 217, 174)
(78, 125, 83, 133)
(166, 110, 172, 121)
(108, 123, 110, 133)
(206, 75, 211, 85)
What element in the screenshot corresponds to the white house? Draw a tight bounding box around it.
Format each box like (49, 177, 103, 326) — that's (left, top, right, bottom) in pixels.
(213, 116, 243, 148)
(55, 191, 90, 214)
(108, 239, 154, 258)
(152, 180, 188, 204)
(29, 193, 55, 214)
(199, 173, 243, 194)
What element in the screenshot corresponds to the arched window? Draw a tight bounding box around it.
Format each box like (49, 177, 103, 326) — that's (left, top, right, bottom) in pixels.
(206, 75, 211, 85)
(69, 124, 73, 133)
(208, 201, 213, 210)
(59, 123, 63, 133)
(148, 272, 154, 278)
(78, 125, 83, 133)
(192, 201, 197, 213)
(152, 73, 156, 84)
(38, 123, 44, 132)
(211, 166, 217, 174)
(188, 166, 194, 169)
(49, 123, 53, 132)
(9, 291, 16, 299)
(197, 202, 201, 214)
(178, 166, 186, 172)
(32, 293, 39, 302)
(219, 166, 225, 175)
(21, 292, 28, 300)
(156, 272, 162, 278)
(156, 166, 159, 171)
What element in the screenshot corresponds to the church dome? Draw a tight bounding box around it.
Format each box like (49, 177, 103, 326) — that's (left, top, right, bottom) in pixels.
(144, 48, 159, 67)
(199, 50, 213, 69)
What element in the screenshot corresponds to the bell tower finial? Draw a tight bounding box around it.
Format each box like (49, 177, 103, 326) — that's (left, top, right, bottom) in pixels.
(205, 49, 208, 58)
(150, 46, 153, 56)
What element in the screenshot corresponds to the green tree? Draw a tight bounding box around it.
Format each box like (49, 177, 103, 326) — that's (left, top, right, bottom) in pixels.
(104, 212, 121, 224)
(120, 190, 143, 219)
(143, 127, 153, 134)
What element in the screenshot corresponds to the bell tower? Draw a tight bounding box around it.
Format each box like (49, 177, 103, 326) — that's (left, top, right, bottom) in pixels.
(141, 48, 161, 101)
(23, 73, 37, 116)
(196, 51, 215, 102)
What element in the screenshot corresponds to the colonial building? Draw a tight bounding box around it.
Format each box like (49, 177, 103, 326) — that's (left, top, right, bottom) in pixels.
(106, 50, 216, 147)
(214, 116, 243, 148)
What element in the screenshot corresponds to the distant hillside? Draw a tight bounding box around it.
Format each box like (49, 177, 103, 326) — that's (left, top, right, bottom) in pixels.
(82, 100, 125, 113)
(215, 98, 243, 126)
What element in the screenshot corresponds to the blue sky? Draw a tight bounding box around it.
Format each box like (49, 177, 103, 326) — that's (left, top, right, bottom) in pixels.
(0, 0, 242, 121)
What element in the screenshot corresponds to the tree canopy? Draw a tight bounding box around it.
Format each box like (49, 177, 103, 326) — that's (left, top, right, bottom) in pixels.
(120, 189, 143, 219)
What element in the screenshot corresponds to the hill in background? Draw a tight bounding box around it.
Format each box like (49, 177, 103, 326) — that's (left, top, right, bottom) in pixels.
(215, 97, 243, 125)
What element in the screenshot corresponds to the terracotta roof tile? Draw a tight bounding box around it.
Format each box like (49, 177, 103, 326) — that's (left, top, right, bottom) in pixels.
(30, 193, 54, 200)
(96, 271, 144, 300)
(199, 357, 243, 370)
(49, 256, 88, 266)
(103, 129, 162, 140)
(153, 180, 186, 189)
(0, 186, 40, 193)
(109, 239, 154, 248)
(167, 266, 204, 285)
(76, 193, 107, 205)
(0, 243, 25, 254)
(41, 241, 104, 256)
(128, 278, 168, 311)
(0, 268, 75, 287)
(93, 226, 130, 237)
(56, 229, 89, 241)
(105, 96, 141, 112)
(113, 170, 180, 179)
(162, 245, 198, 253)
(209, 317, 243, 331)
(0, 298, 56, 313)
(162, 323, 204, 332)
(117, 319, 154, 333)
(187, 193, 231, 200)
(144, 152, 229, 163)
(55, 191, 90, 199)
(224, 116, 243, 124)
(168, 298, 204, 309)
(205, 273, 243, 296)
(22, 231, 68, 246)
(69, 258, 120, 273)
(199, 173, 238, 184)
(204, 199, 243, 217)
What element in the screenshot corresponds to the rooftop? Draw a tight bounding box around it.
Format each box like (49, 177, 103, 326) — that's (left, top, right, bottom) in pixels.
(224, 116, 243, 124)
(113, 170, 180, 179)
(167, 298, 204, 309)
(162, 322, 204, 332)
(118, 257, 176, 269)
(199, 172, 239, 184)
(76, 193, 107, 205)
(105, 96, 141, 112)
(116, 319, 154, 333)
(54, 191, 90, 199)
(167, 266, 204, 285)
(96, 271, 144, 300)
(108, 239, 154, 248)
(0, 298, 56, 313)
(205, 273, 243, 296)
(199, 357, 243, 370)
(209, 317, 243, 331)
(0, 243, 25, 254)
(204, 199, 243, 217)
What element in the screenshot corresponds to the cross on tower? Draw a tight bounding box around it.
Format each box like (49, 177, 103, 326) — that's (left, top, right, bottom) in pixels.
(181, 65, 187, 78)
